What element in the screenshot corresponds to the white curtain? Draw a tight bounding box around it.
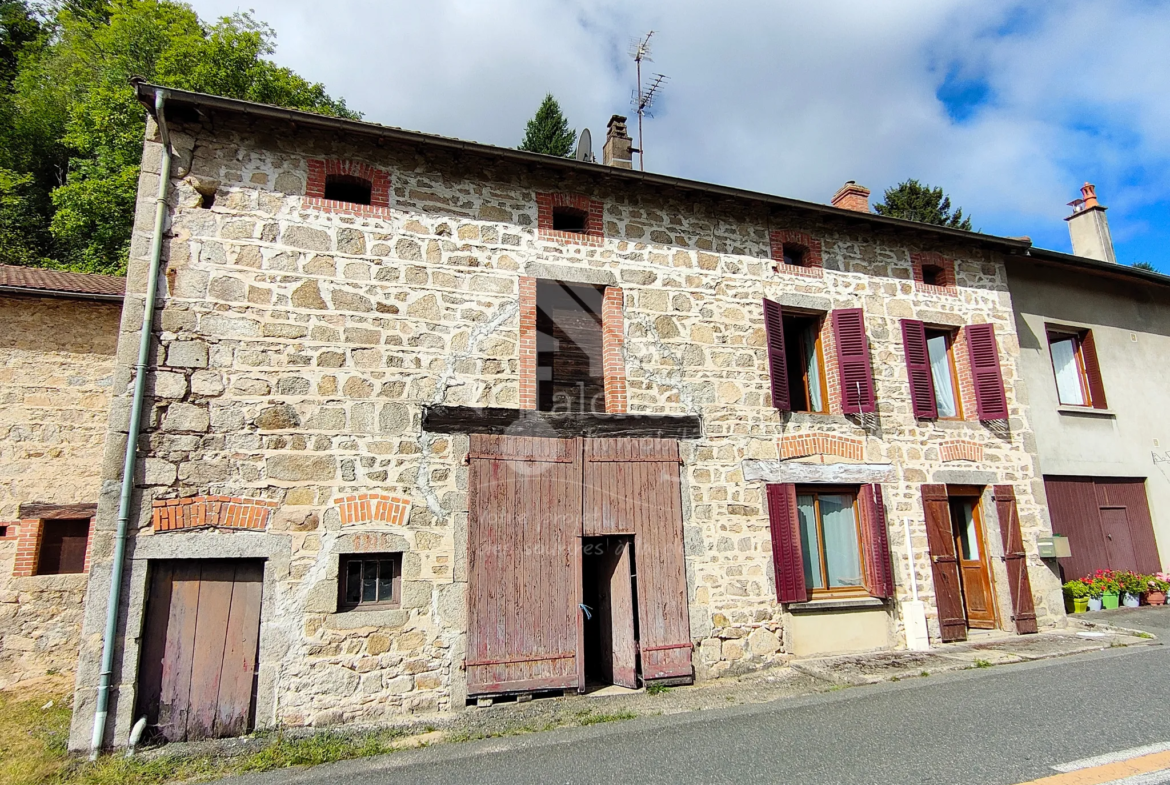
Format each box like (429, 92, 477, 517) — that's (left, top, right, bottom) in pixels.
(797, 495, 822, 589)
(820, 494, 862, 587)
(803, 329, 823, 413)
(1050, 338, 1086, 405)
(927, 334, 958, 417)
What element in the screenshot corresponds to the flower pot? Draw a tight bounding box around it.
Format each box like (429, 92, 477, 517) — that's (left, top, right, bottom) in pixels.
(1148, 590, 1167, 606)
(1088, 597, 1103, 611)
(1073, 597, 1089, 614)
(1123, 592, 1142, 608)
(1101, 592, 1121, 610)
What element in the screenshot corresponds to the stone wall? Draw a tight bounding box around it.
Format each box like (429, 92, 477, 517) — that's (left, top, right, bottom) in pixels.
(71, 110, 1062, 746)
(0, 294, 120, 687)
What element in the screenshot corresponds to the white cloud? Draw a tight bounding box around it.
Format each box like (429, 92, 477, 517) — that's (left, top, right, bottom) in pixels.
(190, 0, 1170, 254)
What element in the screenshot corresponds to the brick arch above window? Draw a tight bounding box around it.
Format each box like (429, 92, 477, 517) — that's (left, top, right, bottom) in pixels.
(334, 493, 412, 526)
(537, 192, 604, 246)
(910, 252, 958, 295)
(769, 230, 824, 278)
(152, 496, 278, 531)
(305, 159, 392, 218)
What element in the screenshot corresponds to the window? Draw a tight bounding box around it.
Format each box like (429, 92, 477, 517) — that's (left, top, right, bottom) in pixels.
(782, 313, 827, 413)
(795, 489, 866, 597)
(36, 519, 89, 575)
(925, 328, 962, 419)
(339, 553, 401, 610)
(1047, 328, 1106, 408)
(782, 245, 808, 268)
(920, 264, 945, 286)
(536, 281, 606, 413)
(551, 206, 588, 234)
(324, 174, 373, 206)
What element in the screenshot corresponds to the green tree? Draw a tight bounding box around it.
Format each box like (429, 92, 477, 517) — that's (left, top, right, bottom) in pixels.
(0, 0, 358, 274)
(518, 93, 575, 157)
(1132, 261, 1157, 272)
(873, 179, 973, 231)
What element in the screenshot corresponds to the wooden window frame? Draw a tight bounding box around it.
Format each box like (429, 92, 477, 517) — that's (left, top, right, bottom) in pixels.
(795, 486, 868, 599)
(338, 552, 402, 611)
(925, 327, 964, 420)
(1046, 328, 1094, 407)
(785, 311, 830, 415)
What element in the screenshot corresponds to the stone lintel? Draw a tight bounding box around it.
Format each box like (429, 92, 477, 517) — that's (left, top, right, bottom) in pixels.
(523, 262, 616, 287)
(932, 469, 999, 485)
(742, 459, 895, 484)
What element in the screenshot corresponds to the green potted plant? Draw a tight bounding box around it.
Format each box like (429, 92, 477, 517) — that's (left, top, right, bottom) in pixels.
(1119, 571, 1145, 607)
(1063, 580, 1090, 613)
(1094, 570, 1121, 610)
(1148, 574, 1170, 606)
(1085, 575, 1103, 611)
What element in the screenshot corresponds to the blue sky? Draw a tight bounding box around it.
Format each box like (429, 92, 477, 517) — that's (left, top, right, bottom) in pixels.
(192, 0, 1170, 271)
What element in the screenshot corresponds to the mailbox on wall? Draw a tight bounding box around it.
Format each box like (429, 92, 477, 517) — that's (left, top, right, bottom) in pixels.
(1036, 534, 1072, 559)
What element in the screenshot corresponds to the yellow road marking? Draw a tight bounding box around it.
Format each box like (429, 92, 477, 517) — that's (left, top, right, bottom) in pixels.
(1016, 750, 1170, 784)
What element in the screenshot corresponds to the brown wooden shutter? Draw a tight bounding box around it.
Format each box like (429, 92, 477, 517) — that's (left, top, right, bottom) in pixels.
(766, 483, 807, 603)
(832, 308, 876, 413)
(965, 323, 1009, 420)
(901, 319, 937, 419)
(921, 484, 967, 642)
(762, 298, 791, 411)
(1080, 330, 1108, 409)
(860, 484, 894, 599)
(994, 485, 1038, 634)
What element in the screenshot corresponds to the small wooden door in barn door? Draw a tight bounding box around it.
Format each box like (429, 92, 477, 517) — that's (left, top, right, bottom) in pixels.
(136, 560, 264, 742)
(584, 438, 693, 683)
(466, 435, 583, 696)
(595, 538, 638, 688)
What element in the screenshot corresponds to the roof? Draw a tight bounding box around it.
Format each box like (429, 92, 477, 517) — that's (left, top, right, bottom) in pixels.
(0, 264, 125, 301)
(133, 82, 1170, 291)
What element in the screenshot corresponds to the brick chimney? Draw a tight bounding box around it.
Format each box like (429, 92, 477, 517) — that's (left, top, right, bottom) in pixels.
(1065, 183, 1116, 263)
(831, 181, 871, 213)
(603, 115, 633, 169)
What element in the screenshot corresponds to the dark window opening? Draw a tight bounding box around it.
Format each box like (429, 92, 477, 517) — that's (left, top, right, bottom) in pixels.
(0, 525, 8, 538)
(324, 174, 373, 206)
(552, 206, 589, 234)
(339, 553, 401, 609)
(36, 519, 89, 575)
(782, 245, 808, 267)
(921, 264, 945, 286)
(783, 313, 828, 413)
(536, 281, 606, 414)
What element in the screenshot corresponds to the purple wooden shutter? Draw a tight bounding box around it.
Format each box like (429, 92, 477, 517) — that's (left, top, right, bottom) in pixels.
(862, 484, 895, 599)
(965, 323, 1008, 420)
(1080, 331, 1108, 409)
(832, 308, 876, 414)
(900, 319, 937, 419)
(762, 298, 791, 411)
(766, 483, 807, 603)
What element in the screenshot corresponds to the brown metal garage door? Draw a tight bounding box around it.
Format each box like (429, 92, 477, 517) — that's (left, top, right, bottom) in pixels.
(136, 560, 264, 741)
(1044, 476, 1159, 579)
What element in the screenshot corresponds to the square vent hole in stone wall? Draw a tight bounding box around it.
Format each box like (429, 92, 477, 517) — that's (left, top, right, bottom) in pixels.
(552, 206, 588, 234)
(325, 174, 373, 206)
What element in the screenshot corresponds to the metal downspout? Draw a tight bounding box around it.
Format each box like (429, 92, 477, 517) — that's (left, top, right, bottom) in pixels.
(89, 89, 171, 758)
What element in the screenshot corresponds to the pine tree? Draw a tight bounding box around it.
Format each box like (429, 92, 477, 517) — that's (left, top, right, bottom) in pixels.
(873, 179, 973, 231)
(518, 94, 575, 157)
(1132, 261, 1157, 272)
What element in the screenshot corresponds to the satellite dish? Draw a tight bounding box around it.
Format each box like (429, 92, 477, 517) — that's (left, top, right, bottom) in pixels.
(576, 128, 593, 162)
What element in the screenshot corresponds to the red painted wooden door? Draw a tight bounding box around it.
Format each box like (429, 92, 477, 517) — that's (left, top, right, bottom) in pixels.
(466, 435, 582, 696)
(137, 560, 263, 741)
(597, 540, 638, 689)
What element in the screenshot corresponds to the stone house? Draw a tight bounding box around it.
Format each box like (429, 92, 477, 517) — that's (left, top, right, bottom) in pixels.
(70, 83, 1065, 750)
(0, 264, 124, 687)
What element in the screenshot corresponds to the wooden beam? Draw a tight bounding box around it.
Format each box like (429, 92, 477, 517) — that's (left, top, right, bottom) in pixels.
(19, 502, 98, 520)
(423, 406, 703, 440)
(742, 460, 895, 484)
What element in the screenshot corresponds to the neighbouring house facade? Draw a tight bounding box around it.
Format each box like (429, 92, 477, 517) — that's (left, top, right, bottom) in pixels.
(70, 84, 1065, 750)
(1007, 186, 1170, 582)
(0, 265, 124, 687)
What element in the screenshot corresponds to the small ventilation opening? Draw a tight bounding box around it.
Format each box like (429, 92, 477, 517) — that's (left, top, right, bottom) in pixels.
(552, 206, 588, 234)
(782, 245, 808, 267)
(198, 191, 216, 209)
(921, 264, 945, 286)
(324, 174, 373, 206)
(0, 525, 7, 538)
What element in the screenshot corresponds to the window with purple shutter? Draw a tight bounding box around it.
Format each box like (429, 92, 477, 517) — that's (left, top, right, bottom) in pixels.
(901, 319, 937, 419)
(861, 484, 894, 599)
(965, 323, 1008, 420)
(832, 308, 876, 414)
(766, 483, 807, 603)
(762, 299, 791, 411)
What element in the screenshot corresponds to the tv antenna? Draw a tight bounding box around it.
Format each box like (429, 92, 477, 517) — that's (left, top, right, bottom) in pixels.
(630, 31, 668, 171)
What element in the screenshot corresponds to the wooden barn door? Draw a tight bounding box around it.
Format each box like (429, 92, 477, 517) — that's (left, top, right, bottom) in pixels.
(584, 438, 693, 683)
(466, 434, 582, 696)
(137, 560, 264, 741)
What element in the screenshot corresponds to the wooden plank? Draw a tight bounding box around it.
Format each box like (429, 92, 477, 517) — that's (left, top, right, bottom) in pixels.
(214, 562, 263, 737)
(18, 502, 98, 520)
(186, 562, 235, 740)
(135, 561, 174, 731)
(157, 561, 202, 741)
(608, 540, 638, 688)
(424, 406, 702, 439)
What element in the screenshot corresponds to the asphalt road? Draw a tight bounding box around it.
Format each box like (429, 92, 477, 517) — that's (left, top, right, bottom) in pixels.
(228, 608, 1170, 785)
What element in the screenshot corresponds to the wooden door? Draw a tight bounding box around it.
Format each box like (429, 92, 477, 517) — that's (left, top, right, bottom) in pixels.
(137, 560, 263, 741)
(921, 485, 967, 642)
(597, 539, 637, 689)
(950, 498, 996, 630)
(466, 435, 582, 696)
(1096, 480, 1160, 573)
(584, 438, 692, 682)
(1100, 507, 1139, 569)
(994, 485, 1038, 634)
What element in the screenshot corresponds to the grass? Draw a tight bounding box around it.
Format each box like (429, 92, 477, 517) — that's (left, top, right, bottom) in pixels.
(645, 684, 671, 696)
(973, 658, 993, 669)
(575, 709, 636, 726)
(1135, 632, 1154, 639)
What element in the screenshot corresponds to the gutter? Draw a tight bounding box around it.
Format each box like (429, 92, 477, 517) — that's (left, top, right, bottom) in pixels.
(0, 285, 123, 302)
(90, 88, 171, 758)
